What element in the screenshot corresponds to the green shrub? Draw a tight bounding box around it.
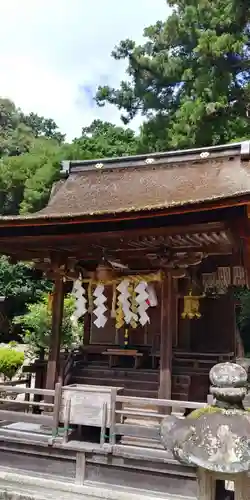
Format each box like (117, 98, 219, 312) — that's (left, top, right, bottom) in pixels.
(0, 346, 24, 381)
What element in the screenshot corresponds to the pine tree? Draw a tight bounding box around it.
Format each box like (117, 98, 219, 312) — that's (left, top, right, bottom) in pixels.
(96, 0, 250, 151)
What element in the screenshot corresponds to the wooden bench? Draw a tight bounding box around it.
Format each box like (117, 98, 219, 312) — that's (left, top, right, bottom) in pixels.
(102, 349, 144, 369)
(79, 345, 117, 363)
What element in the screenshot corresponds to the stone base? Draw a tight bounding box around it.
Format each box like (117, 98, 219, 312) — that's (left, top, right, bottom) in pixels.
(0, 467, 194, 500)
(198, 469, 250, 500)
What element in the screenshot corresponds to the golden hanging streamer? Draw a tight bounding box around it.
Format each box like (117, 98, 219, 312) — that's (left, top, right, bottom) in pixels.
(111, 281, 117, 318)
(47, 293, 53, 311)
(87, 280, 93, 312)
(130, 284, 138, 329)
(181, 290, 203, 320)
(115, 302, 124, 329)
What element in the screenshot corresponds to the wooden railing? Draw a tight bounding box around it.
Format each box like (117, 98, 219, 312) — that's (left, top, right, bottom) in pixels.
(0, 375, 32, 402)
(1, 376, 31, 387)
(105, 392, 211, 448)
(0, 381, 213, 451)
(0, 382, 62, 438)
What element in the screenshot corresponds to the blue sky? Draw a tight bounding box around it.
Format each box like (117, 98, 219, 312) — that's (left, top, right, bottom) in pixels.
(0, 1, 169, 140)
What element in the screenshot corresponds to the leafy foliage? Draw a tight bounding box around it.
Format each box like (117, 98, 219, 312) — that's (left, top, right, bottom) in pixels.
(235, 288, 250, 355)
(0, 118, 138, 216)
(67, 120, 139, 160)
(0, 98, 68, 216)
(0, 99, 65, 160)
(0, 99, 33, 157)
(13, 294, 83, 356)
(0, 345, 24, 380)
(19, 112, 65, 143)
(96, 0, 250, 151)
(0, 256, 52, 325)
(0, 138, 65, 215)
(0, 256, 51, 302)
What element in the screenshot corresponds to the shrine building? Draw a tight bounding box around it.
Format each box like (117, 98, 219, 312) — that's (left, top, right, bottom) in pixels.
(0, 140, 250, 403)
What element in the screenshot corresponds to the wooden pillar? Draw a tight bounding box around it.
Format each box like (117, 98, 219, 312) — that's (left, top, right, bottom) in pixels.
(45, 275, 64, 390)
(171, 278, 178, 348)
(158, 271, 173, 400)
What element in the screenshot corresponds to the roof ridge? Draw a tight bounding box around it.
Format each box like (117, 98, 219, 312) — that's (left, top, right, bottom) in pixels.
(61, 141, 250, 176)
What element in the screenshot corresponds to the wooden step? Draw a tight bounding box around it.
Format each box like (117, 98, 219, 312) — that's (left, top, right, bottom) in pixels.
(123, 388, 158, 398)
(71, 376, 158, 390)
(73, 366, 159, 382)
(68, 379, 186, 400)
(172, 392, 189, 401)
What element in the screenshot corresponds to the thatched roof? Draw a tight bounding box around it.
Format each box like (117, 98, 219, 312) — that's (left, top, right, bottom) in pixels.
(1, 141, 250, 224)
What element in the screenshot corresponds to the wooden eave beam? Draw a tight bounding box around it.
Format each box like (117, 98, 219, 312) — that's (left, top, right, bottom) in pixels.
(0, 242, 232, 255)
(0, 194, 249, 229)
(0, 220, 230, 245)
(0, 246, 233, 267)
(0, 223, 235, 263)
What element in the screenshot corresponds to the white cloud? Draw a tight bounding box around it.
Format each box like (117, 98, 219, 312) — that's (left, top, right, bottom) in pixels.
(0, 0, 169, 139)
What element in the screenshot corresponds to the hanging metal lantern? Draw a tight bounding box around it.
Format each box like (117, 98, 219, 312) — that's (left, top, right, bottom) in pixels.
(181, 290, 203, 320)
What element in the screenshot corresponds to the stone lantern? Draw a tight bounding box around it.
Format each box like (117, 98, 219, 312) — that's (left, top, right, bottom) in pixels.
(161, 362, 250, 499)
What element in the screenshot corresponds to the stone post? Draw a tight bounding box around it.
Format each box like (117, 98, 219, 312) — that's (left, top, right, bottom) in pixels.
(161, 362, 250, 499)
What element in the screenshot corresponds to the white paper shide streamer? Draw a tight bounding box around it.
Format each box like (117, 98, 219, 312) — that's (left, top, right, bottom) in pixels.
(93, 284, 108, 328)
(147, 284, 158, 307)
(71, 279, 87, 325)
(117, 280, 135, 325)
(135, 281, 150, 326)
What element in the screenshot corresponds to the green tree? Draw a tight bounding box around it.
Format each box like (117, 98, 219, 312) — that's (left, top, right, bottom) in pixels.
(0, 100, 65, 160)
(0, 120, 139, 217)
(13, 294, 82, 357)
(0, 137, 65, 215)
(0, 256, 51, 302)
(20, 112, 65, 143)
(68, 119, 139, 160)
(0, 99, 33, 157)
(0, 256, 52, 318)
(96, 0, 250, 151)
